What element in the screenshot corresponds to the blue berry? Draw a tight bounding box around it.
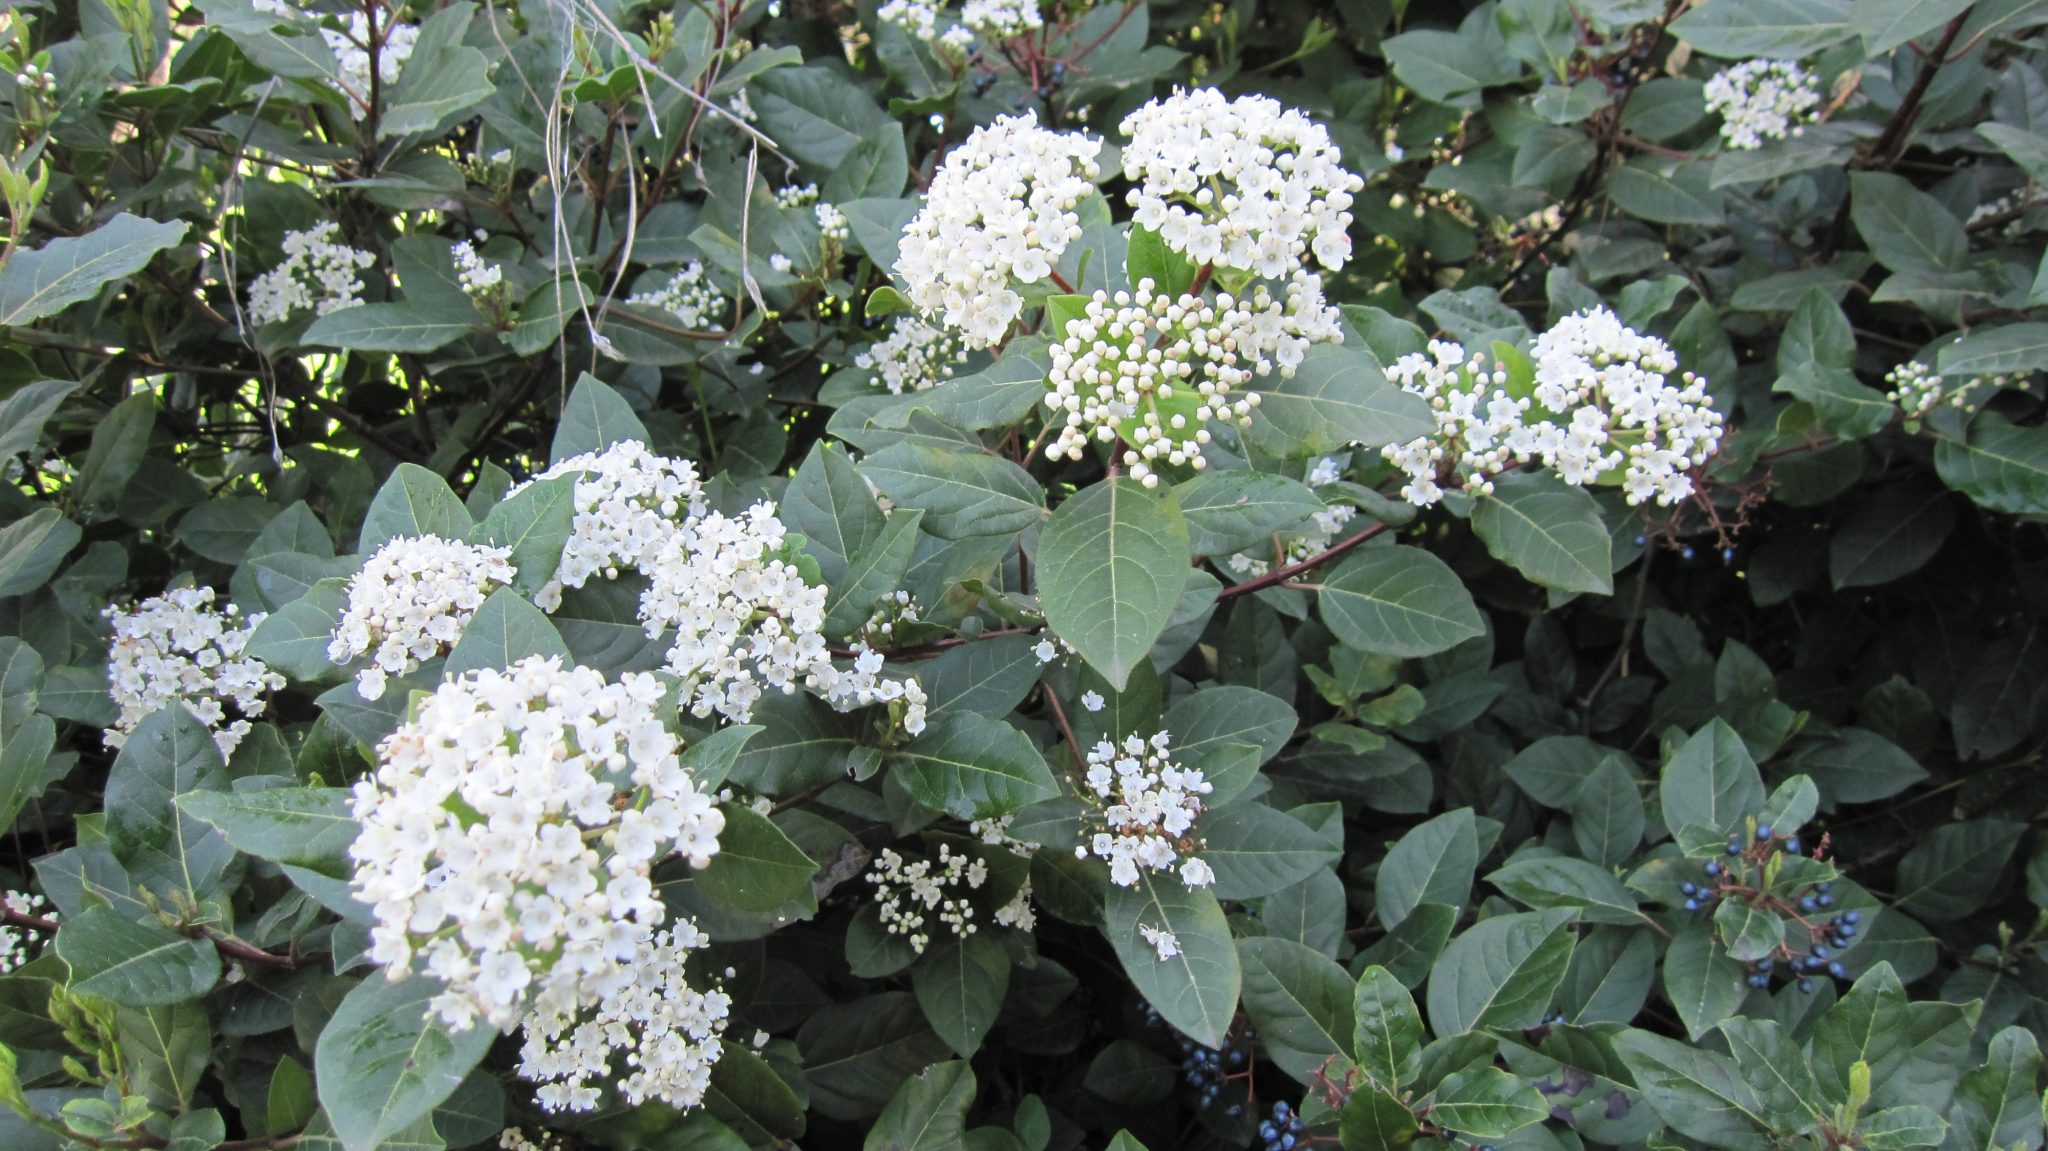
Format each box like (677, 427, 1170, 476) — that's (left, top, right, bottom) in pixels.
(1704, 861, 1723, 877)
(1828, 962, 1847, 980)
(1799, 978, 1815, 993)
(1756, 958, 1773, 972)
(1843, 910, 1861, 925)
(1785, 837, 1801, 855)
(1817, 882, 1833, 894)
(1681, 882, 1698, 896)
(1757, 824, 1773, 840)
(1799, 895, 1817, 912)
(1812, 944, 1830, 959)
(1684, 898, 1700, 911)
(1634, 534, 1647, 547)
(1818, 893, 1836, 907)
(1682, 546, 1696, 560)
(1722, 547, 1735, 566)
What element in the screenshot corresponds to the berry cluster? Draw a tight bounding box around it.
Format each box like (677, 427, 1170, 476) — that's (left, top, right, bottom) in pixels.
(1257, 1100, 1305, 1151)
(1177, 1028, 1250, 1112)
(1679, 823, 1861, 994)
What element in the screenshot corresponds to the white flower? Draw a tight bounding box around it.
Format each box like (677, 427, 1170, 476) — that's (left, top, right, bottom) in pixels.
(961, 0, 1042, 38)
(867, 845, 988, 954)
(878, 0, 943, 40)
(815, 202, 850, 242)
(452, 239, 506, 304)
(105, 587, 283, 760)
(1120, 88, 1364, 277)
(1080, 690, 1105, 712)
(729, 88, 757, 122)
(628, 263, 728, 330)
(994, 880, 1037, 930)
(1041, 275, 1342, 484)
(1138, 924, 1180, 960)
(1080, 730, 1213, 889)
(1703, 60, 1823, 151)
(246, 222, 376, 325)
(1379, 308, 1723, 508)
(322, 12, 419, 108)
(0, 891, 54, 974)
(328, 535, 516, 698)
(769, 253, 794, 273)
(349, 656, 729, 1110)
(509, 442, 705, 612)
(1884, 359, 2011, 425)
(897, 113, 1103, 347)
(855, 315, 971, 395)
(775, 183, 820, 209)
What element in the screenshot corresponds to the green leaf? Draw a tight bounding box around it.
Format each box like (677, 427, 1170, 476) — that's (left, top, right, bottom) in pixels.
(1429, 1066, 1549, 1139)
(1812, 963, 1977, 1113)
(0, 508, 80, 598)
(1851, 172, 1968, 273)
(864, 1061, 974, 1151)
(1894, 819, 2027, 921)
(1383, 27, 1522, 105)
(858, 443, 1045, 540)
(1471, 470, 1613, 595)
(55, 906, 220, 1007)
(692, 807, 818, 914)
(786, 443, 888, 594)
(1936, 323, 2048, 378)
(313, 975, 494, 1151)
(1607, 158, 1725, 226)
(0, 712, 55, 835)
(0, 380, 77, 461)
(1037, 479, 1191, 690)
(826, 508, 926, 638)
(1830, 485, 1954, 589)
(1247, 344, 1434, 456)
(1175, 472, 1323, 557)
(1863, 1106, 1949, 1150)
(913, 932, 1010, 1060)
(1857, 0, 1974, 54)
(890, 714, 1059, 820)
(470, 473, 577, 598)
(921, 635, 1044, 721)
(1163, 685, 1298, 767)
(360, 464, 471, 553)
(1668, 0, 1856, 57)
(441, 588, 570, 678)
(0, 214, 189, 327)
(381, 44, 493, 138)
(1104, 873, 1240, 1049)
(1340, 1086, 1421, 1151)
(1320, 546, 1485, 658)
(174, 788, 357, 871)
(1662, 923, 1746, 1040)
(1352, 965, 1425, 1093)
(1424, 908, 1577, 1036)
(1659, 719, 1765, 835)
(1613, 1028, 1773, 1151)
(301, 302, 479, 352)
(1489, 856, 1642, 924)
(1084, 1040, 1175, 1104)
(1238, 936, 1356, 1083)
(1377, 808, 1479, 930)
(104, 706, 235, 906)
(1935, 412, 2048, 515)
(1200, 804, 1341, 900)
(1947, 1026, 2044, 1151)
(1717, 1017, 1823, 1129)
(1712, 898, 1787, 962)
(75, 391, 154, 522)
(551, 373, 650, 464)
(243, 578, 347, 681)
(1570, 756, 1645, 867)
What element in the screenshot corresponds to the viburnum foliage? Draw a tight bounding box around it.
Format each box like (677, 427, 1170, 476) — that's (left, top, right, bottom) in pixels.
(0, 0, 2046, 1149)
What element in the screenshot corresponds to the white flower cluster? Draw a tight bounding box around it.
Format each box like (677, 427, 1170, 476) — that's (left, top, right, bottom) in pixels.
(896, 113, 1104, 347)
(861, 590, 922, 640)
(328, 535, 516, 700)
(878, 0, 942, 40)
(961, 0, 1042, 38)
(628, 263, 727, 330)
(0, 892, 53, 974)
(775, 183, 819, 209)
(347, 656, 729, 1109)
(322, 12, 419, 105)
(818, 643, 930, 736)
(1703, 60, 1822, 151)
(518, 923, 730, 1111)
(1075, 731, 1215, 889)
(510, 441, 706, 612)
(815, 202, 850, 242)
(1138, 924, 1180, 961)
(1041, 276, 1341, 484)
(498, 1130, 564, 1151)
(1381, 309, 1723, 507)
(1884, 360, 2010, 425)
(1120, 88, 1364, 276)
(868, 844, 987, 954)
(638, 502, 835, 723)
(855, 315, 970, 395)
(246, 222, 376, 326)
(994, 881, 1036, 930)
(452, 239, 505, 305)
(105, 587, 283, 760)
(16, 62, 55, 96)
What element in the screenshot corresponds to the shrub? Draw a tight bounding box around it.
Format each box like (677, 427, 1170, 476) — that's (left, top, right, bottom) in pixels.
(0, 0, 2042, 1149)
